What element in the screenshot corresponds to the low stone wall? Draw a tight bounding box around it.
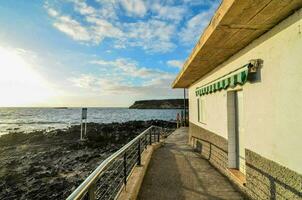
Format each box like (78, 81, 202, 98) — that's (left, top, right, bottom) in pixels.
(189, 123, 228, 173)
(189, 122, 302, 200)
(245, 150, 302, 200)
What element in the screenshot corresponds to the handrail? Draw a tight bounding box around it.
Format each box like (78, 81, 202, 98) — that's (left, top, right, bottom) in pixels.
(67, 125, 163, 200)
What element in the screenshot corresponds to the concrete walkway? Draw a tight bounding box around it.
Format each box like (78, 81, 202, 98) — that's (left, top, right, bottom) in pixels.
(138, 127, 246, 200)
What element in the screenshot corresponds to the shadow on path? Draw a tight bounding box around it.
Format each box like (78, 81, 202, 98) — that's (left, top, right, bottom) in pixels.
(138, 128, 245, 200)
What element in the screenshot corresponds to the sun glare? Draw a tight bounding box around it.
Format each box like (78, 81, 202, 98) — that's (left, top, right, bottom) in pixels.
(0, 46, 56, 106)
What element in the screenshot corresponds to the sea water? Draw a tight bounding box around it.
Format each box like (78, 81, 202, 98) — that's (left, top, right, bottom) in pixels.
(0, 107, 181, 135)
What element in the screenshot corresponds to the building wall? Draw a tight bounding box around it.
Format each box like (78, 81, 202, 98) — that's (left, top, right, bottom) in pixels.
(189, 8, 302, 174)
(188, 8, 302, 200)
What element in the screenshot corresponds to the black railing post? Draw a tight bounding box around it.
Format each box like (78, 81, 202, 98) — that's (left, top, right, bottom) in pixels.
(88, 183, 96, 200)
(157, 130, 160, 142)
(149, 129, 152, 145)
(137, 138, 141, 165)
(123, 152, 127, 186)
(145, 134, 147, 149)
(153, 129, 156, 142)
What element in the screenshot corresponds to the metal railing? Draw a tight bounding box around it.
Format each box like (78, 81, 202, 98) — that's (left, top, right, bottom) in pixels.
(67, 126, 172, 200)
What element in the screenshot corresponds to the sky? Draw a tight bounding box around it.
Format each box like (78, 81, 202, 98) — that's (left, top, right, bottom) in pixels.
(0, 0, 220, 107)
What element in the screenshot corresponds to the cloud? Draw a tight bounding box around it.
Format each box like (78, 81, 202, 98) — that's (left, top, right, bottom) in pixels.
(69, 57, 180, 98)
(179, 2, 220, 45)
(120, 0, 147, 17)
(73, 0, 118, 20)
(45, 0, 219, 53)
(90, 58, 168, 78)
(69, 73, 181, 97)
(45, 3, 175, 52)
(73, 0, 96, 15)
(123, 19, 176, 52)
(167, 60, 184, 69)
(69, 74, 97, 89)
(107, 77, 179, 96)
(46, 5, 123, 45)
(47, 8, 59, 17)
(53, 15, 92, 42)
(151, 3, 186, 21)
(86, 16, 124, 42)
(181, 0, 221, 6)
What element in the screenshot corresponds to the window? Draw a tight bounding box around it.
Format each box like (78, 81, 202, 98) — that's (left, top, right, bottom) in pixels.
(197, 97, 206, 123)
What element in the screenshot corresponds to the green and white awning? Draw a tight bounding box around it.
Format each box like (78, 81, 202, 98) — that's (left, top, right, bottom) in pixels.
(195, 64, 249, 97)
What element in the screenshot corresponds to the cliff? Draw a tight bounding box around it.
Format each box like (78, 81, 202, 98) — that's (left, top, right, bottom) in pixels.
(129, 99, 188, 109)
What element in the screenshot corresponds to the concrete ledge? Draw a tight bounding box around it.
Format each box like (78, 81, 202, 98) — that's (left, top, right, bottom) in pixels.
(117, 142, 162, 200)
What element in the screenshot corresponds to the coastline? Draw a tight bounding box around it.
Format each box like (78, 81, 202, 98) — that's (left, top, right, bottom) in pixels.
(129, 99, 188, 109)
(0, 107, 180, 136)
(0, 120, 176, 200)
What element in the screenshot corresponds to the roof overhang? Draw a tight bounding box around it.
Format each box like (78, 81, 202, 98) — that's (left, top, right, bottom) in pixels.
(173, 0, 302, 88)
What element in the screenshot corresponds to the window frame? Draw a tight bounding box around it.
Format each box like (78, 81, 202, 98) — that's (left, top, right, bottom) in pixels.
(197, 97, 206, 124)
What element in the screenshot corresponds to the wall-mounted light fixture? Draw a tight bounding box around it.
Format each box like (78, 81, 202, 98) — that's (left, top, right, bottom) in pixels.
(248, 59, 263, 82)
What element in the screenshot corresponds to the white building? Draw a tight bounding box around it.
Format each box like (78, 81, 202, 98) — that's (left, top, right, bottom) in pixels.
(173, 0, 302, 199)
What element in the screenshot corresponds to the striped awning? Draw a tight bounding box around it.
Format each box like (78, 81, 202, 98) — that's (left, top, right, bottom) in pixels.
(195, 65, 249, 97)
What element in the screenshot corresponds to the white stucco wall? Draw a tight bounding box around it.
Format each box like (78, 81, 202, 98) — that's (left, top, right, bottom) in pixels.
(188, 8, 302, 174)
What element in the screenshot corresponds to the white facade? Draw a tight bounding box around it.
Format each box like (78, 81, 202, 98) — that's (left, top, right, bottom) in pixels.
(189, 8, 302, 174)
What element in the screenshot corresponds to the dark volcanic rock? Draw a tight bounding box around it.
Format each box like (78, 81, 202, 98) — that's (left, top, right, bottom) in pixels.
(0, 120, 176, 200)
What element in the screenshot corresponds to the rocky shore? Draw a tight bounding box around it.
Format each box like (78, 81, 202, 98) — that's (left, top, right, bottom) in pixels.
(0, 120, 176, 200)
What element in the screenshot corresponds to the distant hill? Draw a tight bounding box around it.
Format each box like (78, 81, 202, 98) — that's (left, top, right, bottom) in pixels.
(129, 99, 188, 109)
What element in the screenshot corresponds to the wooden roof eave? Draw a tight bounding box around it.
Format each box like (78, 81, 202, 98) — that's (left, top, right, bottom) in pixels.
(172, 0, 302, 88)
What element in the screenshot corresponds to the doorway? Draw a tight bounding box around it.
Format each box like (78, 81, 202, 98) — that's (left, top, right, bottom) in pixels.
(227, 90, 246, 174)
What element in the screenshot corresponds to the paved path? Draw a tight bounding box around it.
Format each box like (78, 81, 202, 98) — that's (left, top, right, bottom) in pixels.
(138, 127, 246, 200)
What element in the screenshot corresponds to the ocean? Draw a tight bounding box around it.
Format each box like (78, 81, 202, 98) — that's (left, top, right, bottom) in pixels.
(0, 107, 181, 135)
